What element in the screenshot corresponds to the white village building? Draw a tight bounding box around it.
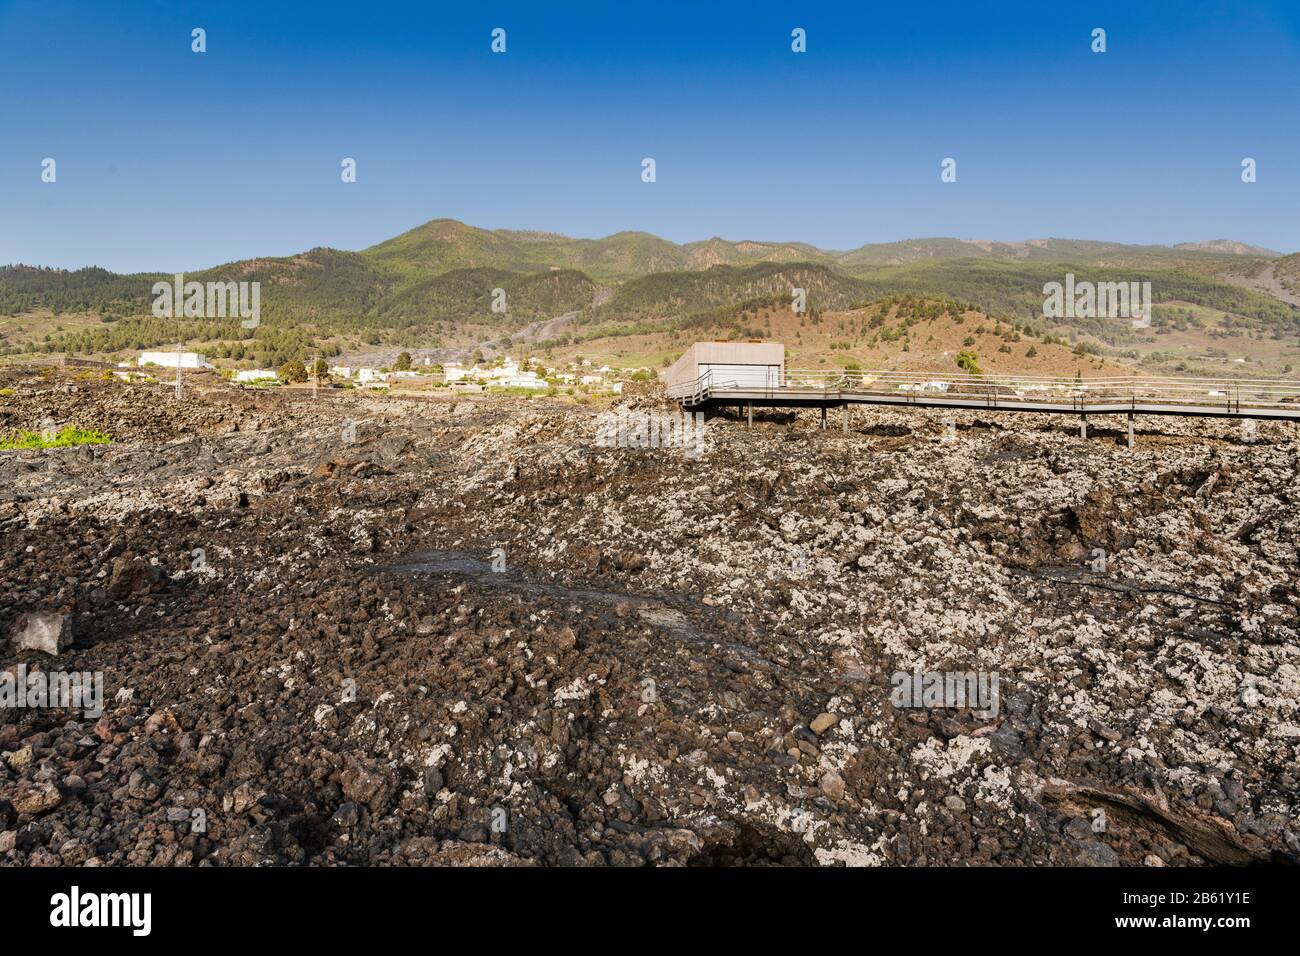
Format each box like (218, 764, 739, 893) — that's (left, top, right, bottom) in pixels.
(482, 361, 521, 383)
(505, 374, 548, 390)
(138, 351, 210, 369)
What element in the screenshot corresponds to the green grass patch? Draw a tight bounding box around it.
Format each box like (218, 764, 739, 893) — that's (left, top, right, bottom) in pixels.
(486, 386, 556, 398)
(0, 425, 113, 449)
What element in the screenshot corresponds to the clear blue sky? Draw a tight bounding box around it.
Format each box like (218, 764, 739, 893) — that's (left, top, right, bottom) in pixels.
(2, 0, 1298, 272)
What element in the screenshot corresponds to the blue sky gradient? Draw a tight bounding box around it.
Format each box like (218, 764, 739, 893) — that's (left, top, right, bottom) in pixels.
(2, 0, 1298, 271)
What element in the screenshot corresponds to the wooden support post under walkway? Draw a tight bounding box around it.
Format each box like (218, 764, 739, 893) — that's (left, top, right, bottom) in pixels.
(1080, 415, 1087, 440)
(820, 406, 827, 430)
(1127, 413, 1134, 450)
(842, 403, 848, 432)
(747, 401, 752, 429)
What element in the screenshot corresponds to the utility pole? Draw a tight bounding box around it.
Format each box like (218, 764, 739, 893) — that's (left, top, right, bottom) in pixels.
(174, 341, 183, 401)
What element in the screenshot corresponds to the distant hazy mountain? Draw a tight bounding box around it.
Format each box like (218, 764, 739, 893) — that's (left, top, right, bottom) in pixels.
(1174, 239, 1280, 257)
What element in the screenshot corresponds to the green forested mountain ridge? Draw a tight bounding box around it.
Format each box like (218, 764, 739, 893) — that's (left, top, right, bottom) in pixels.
(2, 217, 1296, 366)
(0, 248, 394, 322)
(364, 219, 688, 281)
(849, 259, 1298, 333)
(361, 218, 1284, 278)
(0, 264, 163, 317)
(586, 262, 868, 322)
(374, 267, 596, 324)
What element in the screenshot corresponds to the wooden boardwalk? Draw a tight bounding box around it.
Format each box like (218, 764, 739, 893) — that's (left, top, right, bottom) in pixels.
(668, 369, 1300, 443)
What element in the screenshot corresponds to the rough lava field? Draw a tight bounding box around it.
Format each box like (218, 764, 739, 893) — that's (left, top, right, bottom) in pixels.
(1, 369, 1298, 867)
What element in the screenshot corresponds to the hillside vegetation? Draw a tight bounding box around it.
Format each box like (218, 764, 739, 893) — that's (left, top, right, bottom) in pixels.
(2, 217, 1296, 372)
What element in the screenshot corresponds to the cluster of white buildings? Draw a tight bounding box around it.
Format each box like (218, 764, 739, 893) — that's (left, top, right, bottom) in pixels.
(443, 359, 548, 391)
(896, 380, 950, 393)
(341, 365, 423, 388)
(133, 350, 637, 395)
(440, 358, 634, 393)
(229, 364, 407, 388)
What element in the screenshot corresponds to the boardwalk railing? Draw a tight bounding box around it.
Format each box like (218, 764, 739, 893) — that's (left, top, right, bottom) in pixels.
(667, 368, 1300, 417)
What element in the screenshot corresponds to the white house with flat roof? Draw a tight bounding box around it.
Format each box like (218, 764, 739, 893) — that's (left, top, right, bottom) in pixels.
(138, 351, 210, 369)
(483, 361, 520, 382)
(664, 342, 785, 390)
(505, 374, 548, 390)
